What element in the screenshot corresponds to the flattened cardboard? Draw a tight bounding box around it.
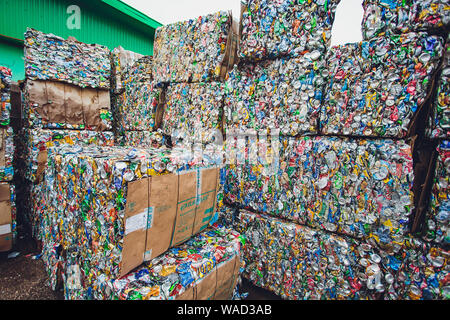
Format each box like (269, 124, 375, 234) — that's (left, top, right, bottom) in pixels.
(97, 90, 111, 130)
(145, 174, 178, 261)
(0, 183, 10, 202)
(64, 84, 84, 125)
(192, 168, 219, 235)
(214, 255, 238, 300)
(171, 171, 197, 246)
(35, 150, 48, 183)
(175, 286, 194, 300)
(81, 88, 99, 129)
(45, 81, 66, 124)
(0, 200, 12, 226)
(194, 267, 217, 300)
(0, 233, 12, 252)
(27, 80, 47, 120)
(154, 89, 165, 130)
(120, 178, 149, 277)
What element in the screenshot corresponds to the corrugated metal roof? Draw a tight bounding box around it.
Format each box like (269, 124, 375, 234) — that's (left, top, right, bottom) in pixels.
(101, 0, 163, 29)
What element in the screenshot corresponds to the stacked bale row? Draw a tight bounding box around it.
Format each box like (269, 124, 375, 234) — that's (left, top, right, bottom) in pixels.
(0, 66, 16, 252)
(23, 13, 244, 300)
(219, 0, 449, 300)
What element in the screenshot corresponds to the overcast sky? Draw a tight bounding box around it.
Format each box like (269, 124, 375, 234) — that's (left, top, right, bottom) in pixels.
(122, 0, 363, 46)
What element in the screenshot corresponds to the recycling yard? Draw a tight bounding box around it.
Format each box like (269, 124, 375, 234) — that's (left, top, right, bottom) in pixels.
(0, 0, 449, 303)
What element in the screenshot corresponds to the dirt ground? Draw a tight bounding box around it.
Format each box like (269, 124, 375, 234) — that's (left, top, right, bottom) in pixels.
(0, 225, 64, 300)
(0, 225, 278, 301)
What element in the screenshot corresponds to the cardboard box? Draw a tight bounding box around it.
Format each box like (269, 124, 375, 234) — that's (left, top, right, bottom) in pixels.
(119, 167, 221, 277)
(0, 182, 12, 252)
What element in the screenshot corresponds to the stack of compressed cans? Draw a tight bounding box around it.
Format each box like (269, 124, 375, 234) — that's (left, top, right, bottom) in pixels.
(427, 34, 450, 139)
(152, 11, 235, 147)
(18, 29, 115, 239)
(421, 141, 450, 245)
(0, 66, 16, 252)
(238, 0, 342, 60)
(36, 144, 240, 300)
(65, 223, 242, 300)
(218, 0, 449, 300)
(25, 14, 245, 300)
(219, 206, 448, 300)
(111, 46, 144, 94)
(224, 55, 324, 136)
(361, 0, 450, 40)
(24, 28, 111, 89)
(152, 11, 233, 84)
(223, 135, 414, 245)
(0, 67, 14, 182)
(321, 31, 444, 137)
(418, 35, 450, 250)
(162, 82, 225, 145)
(111, 50, 164, 148)
(227, 0, 342, 137)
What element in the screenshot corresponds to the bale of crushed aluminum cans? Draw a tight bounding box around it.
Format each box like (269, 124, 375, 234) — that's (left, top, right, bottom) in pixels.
(111, 46, 145, 94)
(111, 52, 159, 136)
(238, 0, 342, 61)
(0, 126, 14, 182)
(321, 32, 444, 138)
(22, 79, 113, 131)
(163, 82, 225, 145)
(225, 53, 326, 136)
(37, 144, 223, 297)
(0, 182, 16, 252)
(0, 66, 12, 127)
(361, 0, 450, 41)
(62, 223, 242, 300)
(420, 141, 450, 245)
(116, 130, 165, 149)
(223, 134, 414, 244)
(15, 128, 114, 183)
(24, 28, 111, 89)
(219, 206, 449, 300)
(0, 67, 14, 182)
(427, 35, 450, 139)
(152, 11, 232, 84)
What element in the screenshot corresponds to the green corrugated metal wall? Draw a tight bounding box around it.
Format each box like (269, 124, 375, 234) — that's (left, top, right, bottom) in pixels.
(0, 0, 160, 81)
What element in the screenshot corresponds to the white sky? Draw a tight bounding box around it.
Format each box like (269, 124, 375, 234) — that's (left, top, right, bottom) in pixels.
(122, 0, 363, 46)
